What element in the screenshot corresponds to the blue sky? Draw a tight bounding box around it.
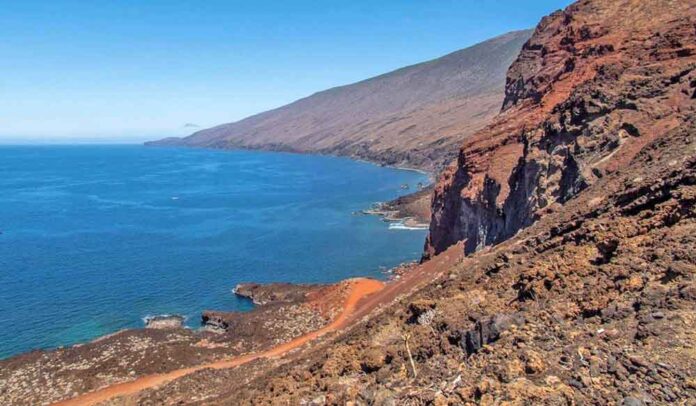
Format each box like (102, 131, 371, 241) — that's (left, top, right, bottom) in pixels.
(0, 0, 572, 143)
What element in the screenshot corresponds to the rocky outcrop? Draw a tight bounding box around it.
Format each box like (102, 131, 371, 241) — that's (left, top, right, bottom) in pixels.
(463, 313, 525, 355)
(202, 283, 333, 336)
(232, 283, 323, 306)
(200, 311, 230, 332)
(362, 185, 434, 228)
(144, 315, 185, 329)
(148, 30, 532, 173)
(425, 0, 696, 257)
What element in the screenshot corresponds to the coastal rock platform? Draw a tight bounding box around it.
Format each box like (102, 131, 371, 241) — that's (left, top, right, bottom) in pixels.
(0, 281, 351, 405)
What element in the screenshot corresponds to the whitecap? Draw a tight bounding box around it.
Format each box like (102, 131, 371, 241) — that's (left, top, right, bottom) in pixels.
(388, 221, 429, 231)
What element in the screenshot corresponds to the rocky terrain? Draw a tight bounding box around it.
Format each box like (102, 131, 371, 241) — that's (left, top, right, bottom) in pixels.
(1, 0, 695, 404)
(180, 0, 696, 403)
(147, 30, 532, 174)
(0, 282, 347, 405)
(363, 186, 434, 228)
(201, 283, 345, 343)
(217, 0, 695, 403)
(232, 283, 326, 306)
(225, 126, 695, 405)
(425, 0, 696, 257)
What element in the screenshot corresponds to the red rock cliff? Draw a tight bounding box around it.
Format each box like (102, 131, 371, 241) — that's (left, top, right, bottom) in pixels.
(425, 0, 696, 257)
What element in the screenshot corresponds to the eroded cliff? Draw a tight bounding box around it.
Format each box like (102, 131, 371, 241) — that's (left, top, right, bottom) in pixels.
(426, 0, 696, 257)
(1, 1, 694, 405)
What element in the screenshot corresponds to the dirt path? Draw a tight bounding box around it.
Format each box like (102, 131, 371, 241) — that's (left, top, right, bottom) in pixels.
(52, 278, 385, 406)
(52, 245, 463, 406)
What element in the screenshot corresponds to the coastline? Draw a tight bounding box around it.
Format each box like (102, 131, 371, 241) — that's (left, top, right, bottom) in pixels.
(3, 0, 694, 402)
(0, 145, 433, 362)
(153, 142, 436, 231)
(361, 184, 434, 229)
(1, 244, 463, 406)
(0, 143, 439, 405)
(145, 142, 437, 180)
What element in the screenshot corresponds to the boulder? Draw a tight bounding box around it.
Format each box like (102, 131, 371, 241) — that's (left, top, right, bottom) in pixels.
(462, 313, 525, 355)
(144, 315, 184, 329)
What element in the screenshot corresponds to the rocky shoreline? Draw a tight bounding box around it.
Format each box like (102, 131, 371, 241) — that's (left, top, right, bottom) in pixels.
(144, 315, 185, 330)
(0, 156, 436, 405)
(3, 0, 695, 404)
(0, 280, 356, 405)
(361, 185, 434, 229)
(232, 282, 326, 306)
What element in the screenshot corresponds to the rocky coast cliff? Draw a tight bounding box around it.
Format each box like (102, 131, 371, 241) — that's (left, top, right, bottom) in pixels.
(1, 0, 695, 404)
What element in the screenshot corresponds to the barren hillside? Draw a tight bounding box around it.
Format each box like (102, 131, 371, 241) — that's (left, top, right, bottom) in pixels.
(148, 30, 532, 173)
(2, 1, 694, 404)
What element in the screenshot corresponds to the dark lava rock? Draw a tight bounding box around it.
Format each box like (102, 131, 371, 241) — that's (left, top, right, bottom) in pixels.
(201, 311, 229, 332)
(601, 303, 633, 321)
(462, 313, 525, 355)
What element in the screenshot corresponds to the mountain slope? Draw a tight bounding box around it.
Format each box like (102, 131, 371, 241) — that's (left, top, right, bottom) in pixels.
(426, 0, 696, 256)
(148, 30, 532, 172)
(204, 0, 694, 403)
(1, 1, 695, 404)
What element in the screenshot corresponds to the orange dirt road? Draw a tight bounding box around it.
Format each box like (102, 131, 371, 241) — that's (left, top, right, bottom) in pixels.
(52, 278, 385, 406)
(53, 244, 462, 406)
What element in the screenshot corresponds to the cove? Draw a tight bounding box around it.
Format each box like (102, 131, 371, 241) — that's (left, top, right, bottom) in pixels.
(0, 145, 428, 359)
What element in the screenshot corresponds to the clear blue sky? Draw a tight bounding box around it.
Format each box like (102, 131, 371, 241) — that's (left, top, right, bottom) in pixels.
(0, 0, 572, 143)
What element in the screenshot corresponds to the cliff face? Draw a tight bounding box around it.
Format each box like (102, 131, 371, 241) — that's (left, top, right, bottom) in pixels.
(426, 0, 696, 257)
(148, 30, 532, 172)
(2, 2, 695, 405)
(230, 128, 695, 405)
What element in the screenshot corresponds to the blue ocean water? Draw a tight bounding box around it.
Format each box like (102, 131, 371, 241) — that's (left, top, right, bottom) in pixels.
(0, 145, 429, 359)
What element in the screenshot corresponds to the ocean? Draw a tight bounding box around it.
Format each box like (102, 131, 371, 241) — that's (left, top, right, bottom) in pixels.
(0, 145, 429, 359)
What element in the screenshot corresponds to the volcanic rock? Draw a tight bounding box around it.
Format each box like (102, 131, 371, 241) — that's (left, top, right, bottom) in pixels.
(462, 313, 525, 354)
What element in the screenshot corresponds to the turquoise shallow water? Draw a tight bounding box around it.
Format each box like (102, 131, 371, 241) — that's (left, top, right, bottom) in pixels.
(0, 145, 428, 359)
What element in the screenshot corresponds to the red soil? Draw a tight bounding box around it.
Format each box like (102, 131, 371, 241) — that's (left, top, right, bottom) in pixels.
(52, 245, 464, 406)
(52, 278, 382, 406)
